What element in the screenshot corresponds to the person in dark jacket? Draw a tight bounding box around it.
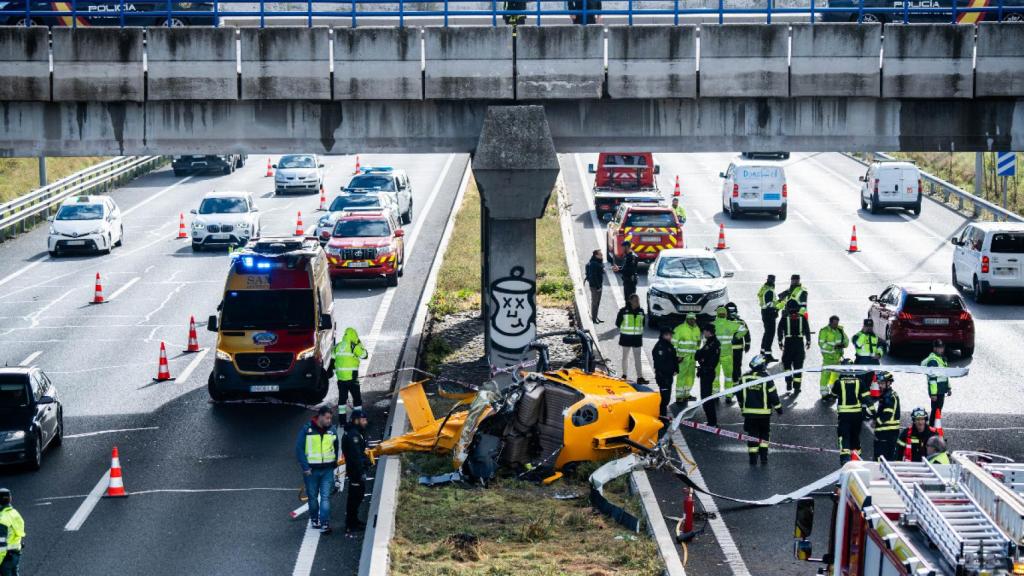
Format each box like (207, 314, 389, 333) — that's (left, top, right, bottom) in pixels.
(652, 328, 679, 416)
(613, 241, 640, 299)
(341, 407, 370, 534)
(615, 294, 647, 384)
(296, 405, 340, 533)
(568, 0, 601, 24)
(695, 324, 720, 427)
(737, 354, 782, 465)
(777, 299, 812, 394)
(583, 249, 606, 324)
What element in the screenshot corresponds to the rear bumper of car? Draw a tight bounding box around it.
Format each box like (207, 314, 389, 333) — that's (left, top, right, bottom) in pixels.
(732, 199, 786, 212)
(48, 233, 108, 253)
(979, 277, 1024, 292)
(873, 198, 920, 209)
(173, 158, 231, 172)
(891, 325, 974, 348)
(212, 357, 322, 394)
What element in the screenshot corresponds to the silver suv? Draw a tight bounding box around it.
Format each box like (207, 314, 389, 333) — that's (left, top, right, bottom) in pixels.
(344, 167, 414, 224)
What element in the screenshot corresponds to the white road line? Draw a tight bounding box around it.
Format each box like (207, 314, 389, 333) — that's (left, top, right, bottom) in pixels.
(723, 251, 743, 272)
(0, 257, 48, 288)
(64, 471, 110, 531)
(176, 347, 210, 383)
(690, 208, 707, 224)
(18, 351, 42, 366)
(846, 253, 871, 273)
(121, 175, 194, 217)
(106, 277, 140, 301)
(897, 212, 947, 241)
(65, 427, 159, 439)
(792, 209, 812, 225)
(291, 527, 323, 576)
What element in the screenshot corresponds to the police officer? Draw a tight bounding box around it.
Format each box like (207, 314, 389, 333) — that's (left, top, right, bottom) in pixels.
(613, 240, 640, 299)
(851, 318, 884, 388)
(671, 312, 701, 405)
(737, 355, 783, 465)
(756, 275, 778, 359)
(777, 299, 811, 394)
(925, 435, 950, 465)
(0, 488, 25, 576)
(341, 407, 370, 534)
(832, 368, 871, 464)
(695, 324, 721, 427)
(296, 405, 339, 533)
(921, 339, 951, 426)
(725, 302, 750, 405)
(775, 274, 808, 317)
(670, 197, 687, 225)
(865, 371, 900, 461)
(582, 249, 606, 324)
(897, 408, 938, 462)
(333, 327, 368, 425)
(712, 306, 739, 397)
(615, 294, 647, 384)
(817, 315, 849, 398)
(653, 329, 679, 417)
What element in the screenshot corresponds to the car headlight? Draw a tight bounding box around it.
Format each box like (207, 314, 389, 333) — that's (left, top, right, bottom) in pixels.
(236, 221, 250, 230)
(3, 430, 25, 442)
(648, 287, 668, 299)
(90, 228, 104, 235)
(318, 216, 330, 226)
(377, 245, 392, 255)
(215, 349, 231, 361)
(192, 221, 205, 230)
(49, 226, 56, 235)
(297, 347, 316, 360)
(708, 288, 727, 300)
(325, 246, 340, 255)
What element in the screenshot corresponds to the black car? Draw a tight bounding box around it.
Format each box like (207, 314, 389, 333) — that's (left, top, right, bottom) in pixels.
(0, 367, 63, 470)
(821, 0, 1024, 22)
(172, 154, 247, 177)
(0, 0, 217, 26)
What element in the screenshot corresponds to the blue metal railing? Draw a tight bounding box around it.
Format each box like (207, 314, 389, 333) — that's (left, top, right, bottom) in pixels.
(0, 0, 1022, 27)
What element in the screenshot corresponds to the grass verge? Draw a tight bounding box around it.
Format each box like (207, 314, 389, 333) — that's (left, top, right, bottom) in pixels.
(883, 151, 1022, 216)
(428, 178, 573, 318)
(0, 157, 111, 203)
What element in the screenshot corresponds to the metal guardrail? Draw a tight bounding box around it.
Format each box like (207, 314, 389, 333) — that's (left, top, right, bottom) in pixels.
(1, 0, 1023, 28)
(0, 156, 166, 241)
(846, 152, 1024, 224)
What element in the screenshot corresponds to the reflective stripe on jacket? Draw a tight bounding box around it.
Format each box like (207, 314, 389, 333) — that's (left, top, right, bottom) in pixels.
(852, 331, 881, 358)
(672, 323, 701, 356)
(0, 506, 25, 553)
(297, 422, 339, 468)
(867, 391, 901, 432)
(738, 373, 781, 416)
(832, 375, 869, 414)
(818, 325, 848, 355)
(333, 327, 367, 381)
(618, 312, 644, 336)
(921, 352, 949, 395)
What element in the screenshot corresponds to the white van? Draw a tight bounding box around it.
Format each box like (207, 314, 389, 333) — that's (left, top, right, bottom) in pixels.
(859, 161, 922, 215)
(720, 158, 788, 220)
(951, 222, 1024, 303)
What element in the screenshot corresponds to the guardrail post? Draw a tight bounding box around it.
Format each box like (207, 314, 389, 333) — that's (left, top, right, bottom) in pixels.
(718, 0, 724, 24)
(259, 0, 265, 28)
(767, 0, 773, 24)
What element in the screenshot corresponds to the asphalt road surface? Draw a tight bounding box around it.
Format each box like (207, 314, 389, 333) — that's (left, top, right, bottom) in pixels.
(561, 151, 1024, 576)
(0, 153, 469, 575)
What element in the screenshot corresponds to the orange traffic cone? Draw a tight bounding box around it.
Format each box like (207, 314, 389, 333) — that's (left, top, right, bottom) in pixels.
(318, 185, 327, 211)
(265, 158, 274, 177)
(353, 155, 361, 175)
(104, 446, 128, 498)
(154, 341, 174, 382)
(716, 224, 727, 250)
(294, 211, 304, 237)
(91, 272, 105, 304)
(869, 372, 880, 398)
(848, 225, 859, 253)
(177, 213, 188, 239)
(673, 176, 681, 197)
(184, 316, 200, 353)
(934, 408, 944, 438)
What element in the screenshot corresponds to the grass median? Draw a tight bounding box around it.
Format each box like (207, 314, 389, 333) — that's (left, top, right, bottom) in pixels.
(0, 157, 110, 203)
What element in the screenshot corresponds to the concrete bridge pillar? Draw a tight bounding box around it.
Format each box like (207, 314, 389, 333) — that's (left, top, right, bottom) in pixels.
(472, 106, 560, 369)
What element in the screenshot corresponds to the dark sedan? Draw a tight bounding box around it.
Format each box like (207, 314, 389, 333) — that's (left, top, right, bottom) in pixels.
(0, 367, 63, 470)
(172, 154, 247, 177)
(867, 282, 975, 358)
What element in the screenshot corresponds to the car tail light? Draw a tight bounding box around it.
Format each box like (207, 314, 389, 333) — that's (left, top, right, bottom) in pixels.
(918, 179, 923, 195)
(959, 311, 972, 322)
(982, 255, 990, 274)
(873, 179, 879, 195)
(782, 184, 788, 198)
(898, 311, 913, 321)
(732, 184, 739, 198)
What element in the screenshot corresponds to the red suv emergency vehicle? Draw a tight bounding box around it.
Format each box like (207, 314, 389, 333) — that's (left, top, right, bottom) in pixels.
(324, 212, 405, 287)
(606, 204, 683, 265)
(589, 152, 661, 219)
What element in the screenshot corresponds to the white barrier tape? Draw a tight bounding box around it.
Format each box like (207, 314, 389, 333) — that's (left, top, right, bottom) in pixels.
(678, 419, 841, 455)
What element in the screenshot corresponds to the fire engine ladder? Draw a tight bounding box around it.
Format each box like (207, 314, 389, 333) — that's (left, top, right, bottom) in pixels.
(958, 458, 1024, 547)
(879, 457, 947, 510)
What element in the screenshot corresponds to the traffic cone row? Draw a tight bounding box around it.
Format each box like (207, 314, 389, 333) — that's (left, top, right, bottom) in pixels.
(91, 272, 105, 304)
(317, 185, 327, 211)
(177, 213, 188, 239)
(265, 158, 274, 177)
(185, 316, 200, 353)
(848, 225, 859, 253)
(154, 341, 174, 382)
(673, 175, 681, 197)
(352, 155, 361, 175)
(294, 211, 304, 236)
(934, 408, 944, 438)
(716, 223, 727, 250)
(105, 446, 128, 498)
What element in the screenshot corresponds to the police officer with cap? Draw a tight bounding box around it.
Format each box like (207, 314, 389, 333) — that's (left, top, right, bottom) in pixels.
(341, 407, 370, 534)
(0, 488, 25, 575)
(851, 317, 885, 388)
(613, 240, 640, 299)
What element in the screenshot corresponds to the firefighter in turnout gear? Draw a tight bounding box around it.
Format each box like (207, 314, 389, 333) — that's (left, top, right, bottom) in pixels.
(864, 371, 900, 461)
(775, 274, 808, 317)
(921, 339, 950, 426)
(851, 318, 884, 388)
(757, 275, 778, 358)
(712, 306, 739, 396)
(832, 368, 871, 464)
(777, 299, 811, 394)
(737, 355, 782, 465)
(724, 302, 750, 405)
(0, 489, 24, 575)
(817, 315, 849, 398)
(897, 408, 938, 462)
(671, 312, 700, 405)
(333, 327, 368, 425)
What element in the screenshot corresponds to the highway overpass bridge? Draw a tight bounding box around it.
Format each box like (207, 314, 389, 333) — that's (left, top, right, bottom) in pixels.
(1, 23, 1023, 155)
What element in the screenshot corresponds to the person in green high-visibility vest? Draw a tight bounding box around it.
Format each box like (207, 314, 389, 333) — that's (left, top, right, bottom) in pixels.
(712, 306, 739, 395)
(921, 339, 951, 427)
(925, 435, 950, 465)
(0, 488, 25, 576)
(817, 315, 849, 398)
(333, 327, 368, 426)
(671, 312, 701, 405)
(670, 197, 687, 225)
(615, 294, 647, 384)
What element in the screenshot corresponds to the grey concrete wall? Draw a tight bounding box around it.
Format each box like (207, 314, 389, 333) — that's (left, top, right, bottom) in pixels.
(699, 24, 788, 98)
(882, 24, 973, 99)
(240, 27, 330, 100)
(52, 28, 144, 102)
(425, 27, 513, 100)
(790, 23, 880, 98)
(148, 28, 238, 101)
(975, 23, 1024, 98)
(516, 26, 604, 99)
(0, 27, 49, 102)
(607, 26, 697, 99)
(334, 27, 421, 100)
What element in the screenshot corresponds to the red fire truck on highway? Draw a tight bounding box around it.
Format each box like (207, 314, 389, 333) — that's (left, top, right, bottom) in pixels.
(589, 152, 662, 220)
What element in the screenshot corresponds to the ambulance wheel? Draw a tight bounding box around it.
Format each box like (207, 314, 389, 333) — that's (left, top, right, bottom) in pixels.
(305, 371, 329, 404)
(208, 372, 227, 402)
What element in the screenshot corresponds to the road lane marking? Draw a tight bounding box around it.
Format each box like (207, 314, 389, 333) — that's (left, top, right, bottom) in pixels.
(120, 174, 194, 217)
(292, 527, 322, 576)
(64, 471, 110, 531)
(723, 251, 743, 272)
(0, 256, 48, 288)
(176, 347, 210, 384)
(846, 253, 871, 273)
(106, 277, 140, 301)
(27, 288, 74, 329)
(690, 208, 707, 224)
(18, 351, 42, 366)
(792, 209, 812, 225)
(65, 427, 159, 439)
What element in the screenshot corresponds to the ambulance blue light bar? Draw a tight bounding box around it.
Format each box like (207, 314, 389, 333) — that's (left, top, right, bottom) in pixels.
(360, 166, 393, 173)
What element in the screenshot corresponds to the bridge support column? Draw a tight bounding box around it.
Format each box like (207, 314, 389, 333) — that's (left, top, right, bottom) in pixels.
(473, 106, 560, 369)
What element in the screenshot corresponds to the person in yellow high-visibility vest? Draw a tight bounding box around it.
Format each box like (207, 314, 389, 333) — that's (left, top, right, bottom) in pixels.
(615, 294, 647, 384)
(817, 315, 849, 398)
(0, 488, 25, 575)
(712, 306, 739, 394)
(671, 313, 701, 405)
(670, 197, 687, 225)
(333, 327, 368, 425)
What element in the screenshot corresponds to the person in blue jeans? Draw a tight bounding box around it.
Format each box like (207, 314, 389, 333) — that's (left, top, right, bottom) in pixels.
(296, 405, 340, 534)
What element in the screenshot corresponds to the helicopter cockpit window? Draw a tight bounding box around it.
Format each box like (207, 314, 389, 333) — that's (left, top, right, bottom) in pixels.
(571, 403, 599, 427)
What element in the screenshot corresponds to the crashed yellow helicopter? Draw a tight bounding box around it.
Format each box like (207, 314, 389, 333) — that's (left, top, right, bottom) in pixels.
(354, 330, 664, 485)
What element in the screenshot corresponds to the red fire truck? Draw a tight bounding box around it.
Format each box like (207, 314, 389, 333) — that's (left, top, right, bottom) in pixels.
(589, 152, 661, 219)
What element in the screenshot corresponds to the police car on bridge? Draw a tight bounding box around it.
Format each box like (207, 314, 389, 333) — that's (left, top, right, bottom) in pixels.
(0, 0, 217, 27)
(820, 0, 1023, 22)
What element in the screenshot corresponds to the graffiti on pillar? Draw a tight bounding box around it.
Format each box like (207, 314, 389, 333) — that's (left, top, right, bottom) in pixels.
(488, 266, 536, 366)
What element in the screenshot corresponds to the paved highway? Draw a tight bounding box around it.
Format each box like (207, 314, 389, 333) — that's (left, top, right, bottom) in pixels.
(0, 153, 468, 575)
(561, 151, 1024, 575)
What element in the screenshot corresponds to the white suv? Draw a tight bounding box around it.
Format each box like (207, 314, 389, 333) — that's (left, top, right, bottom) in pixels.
(345, 167, 414, 225)
(646, 248, 733, 327)
(859, 161, 922, 215)
(190, 191, 261, 251)
(48, 195, 123, 256)
(951, 222, 1024, 303)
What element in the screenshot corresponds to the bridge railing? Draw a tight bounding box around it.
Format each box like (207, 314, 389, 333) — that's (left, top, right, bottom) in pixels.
(1, 0, 1023, 27)
(847, 153, 1024, 223)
